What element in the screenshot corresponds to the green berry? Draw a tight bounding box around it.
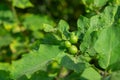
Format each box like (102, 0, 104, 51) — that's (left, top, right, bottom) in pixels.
(65, 41, 71, 48)
(70, 35, 78, 44)
(69, 45, 78, 54)
(51, 61, 59, 69)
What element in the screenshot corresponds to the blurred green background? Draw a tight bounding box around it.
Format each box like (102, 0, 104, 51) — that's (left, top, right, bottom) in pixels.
(0, 0, 111, 62)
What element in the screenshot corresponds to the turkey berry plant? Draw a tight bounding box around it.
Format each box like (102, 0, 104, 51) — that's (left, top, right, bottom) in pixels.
(68, 45, 78, 55)
(63, 33, 79, 55)
(0, 0, 120, 80)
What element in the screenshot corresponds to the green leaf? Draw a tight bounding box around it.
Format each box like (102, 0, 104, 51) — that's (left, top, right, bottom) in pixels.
(0, 4, 14, 23)
(109, 0, 120, 6)
(11, 44, 63, 79)
(0, 70, 11, 80)
(17, 75, 29, 80)
(12, 0, 33, 9)
(80, 5, 118, 56)
(63, 72, 83, 80)
(77, 16, 89, 34)
(41, 33, 61, 45)
(89, 5, 117, 31)
(94, 0, 108, 7)
(30, 70, 53, 80)
(81, 67, 101, 80)
(58, 20, 70, 40)
(94, 26, 120, 69)
(108, 61, 120, 71)
(60, 55, 86, 73)
(0, 34, 13, 47)
(80, 30, 98, 56)
(0, 63, 12, 71)
(82, 0, 108, 9)
(23, 14, 55, 31)
(110, 71, 120, 80)
(43, 24, 55, 32)
(32, 31, 44, 39)
(0, 27, 8, 36)
(102, 76, 110, 80)
(101, 5, 118, 27)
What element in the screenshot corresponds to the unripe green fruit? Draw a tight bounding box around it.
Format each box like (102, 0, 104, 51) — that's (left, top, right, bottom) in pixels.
(69, 45, 78, 54)
(70, 35, 78, 44)
(65, 41, 71, 48)
(51, 61, 59, 69)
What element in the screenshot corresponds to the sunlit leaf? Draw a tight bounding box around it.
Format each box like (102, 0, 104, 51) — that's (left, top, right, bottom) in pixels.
(12, 0, 33, 9)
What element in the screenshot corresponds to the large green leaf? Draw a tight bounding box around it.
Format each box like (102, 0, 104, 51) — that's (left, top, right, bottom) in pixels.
(0, 63, 12, 71)
(0, 70, 11, 80)
(16, 75, 29, 80)
(23, 14, 55, 31)
(12, 0, 33, 9)
(63, 72, 83, 80)
(60, 55, 86, 73)
(89, 5, 117, 31)
(58, 20, 70, 40)
(81, 67, 101, 80)
(94, 0, 108, 7)
(77, 16, 89, 34)
(109, 0, 120, 6)
(80, 5, 118, 56)
(110, 71, 120, 80)
(43, 24, 55, 32)
(94, 26, 120, 69)
(30, 70, 53, 80)
(82, 0, 108, 9)
(41, 33, 61, 45)
(11, 44, 63, 79)
(108, 61, 120, 71)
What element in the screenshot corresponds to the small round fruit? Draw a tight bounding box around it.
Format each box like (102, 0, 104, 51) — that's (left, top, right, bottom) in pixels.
(51, 61, 59, 69)
(64, 41, 71, 48)
(69, 45, 78, 54)
(70, 35, 78, 44)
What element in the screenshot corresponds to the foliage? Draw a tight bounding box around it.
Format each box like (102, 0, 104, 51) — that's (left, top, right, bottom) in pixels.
(0, 0, 120, 80)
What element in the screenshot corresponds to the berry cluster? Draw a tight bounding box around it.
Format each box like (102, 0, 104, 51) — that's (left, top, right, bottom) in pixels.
(64, 33, 78, 55)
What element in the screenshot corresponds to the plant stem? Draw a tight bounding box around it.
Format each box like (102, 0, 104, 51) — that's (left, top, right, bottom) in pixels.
(11, 6, 20, 25)
(6, 0, 20, 25)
